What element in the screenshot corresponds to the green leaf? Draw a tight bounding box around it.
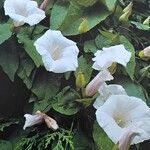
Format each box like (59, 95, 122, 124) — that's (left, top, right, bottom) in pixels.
(32, 99, 52, 113)
(119, 35, 135, 80)
(114, 76, 147, 101)
(75, 56, 93, 85)
(31, 71, 61, 100)
(50, 0, 70, 29)
(0, 38, 19, 81)
(74, 0, 98, 7)
(17, 53, 35, 89)
(73, 130, 94, 149)
(0, 24, 12, 45)
(95, 34, 111, 49)
(101, 0, 117, 11)
(84, 40, 98, 53)
(52, 86, 81, 115)
(0, 140, 13, 150)
(50, 1, 110, 35)
(93, 122, 114, 150)
(17, 27, 43, 67)
(130, 21, 150, 30)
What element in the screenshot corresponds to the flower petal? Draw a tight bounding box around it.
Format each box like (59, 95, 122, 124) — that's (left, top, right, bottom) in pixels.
(4, 0, 45, 27)
(92, 44, 132, 70)
(93, 84, 127, 109)
(96, 95, 150, 145)
(23, 114, 43, 130)
(34, 29, 79, 73)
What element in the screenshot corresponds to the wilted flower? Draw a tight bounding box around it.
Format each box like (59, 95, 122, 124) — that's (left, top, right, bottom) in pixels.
(96, 95, 150, 145)
(85, 70, 113, 97)
(23, 111, 59, 130)
(92, 45, 131, 71)
(34, 29, 79, 73)
(93, 83, 127, 109)
(4, 0, 46, 27)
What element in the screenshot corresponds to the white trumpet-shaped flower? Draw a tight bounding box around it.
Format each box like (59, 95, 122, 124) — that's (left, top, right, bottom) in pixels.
(34, 29, 79, 73)
(92, 44, 132, 70)
(4, 0, 46, 27)
(93, 83, 127, 109)
(85, 70, 113, 97)
(96, 95, 150, 145)
(23, 111, 59, 130)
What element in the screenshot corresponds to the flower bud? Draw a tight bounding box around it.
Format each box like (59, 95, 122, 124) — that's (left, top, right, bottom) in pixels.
(143, 16, 150, 26)
(76, 71, 86, 89)
(123, 2, 133, 14)
(40, 0, 49, 10)
(85, 70, 113, 97)
(108, 62, 117, 75)
(78, 18, 88, 33)
(119, 11, 131, 22)
(139, 46, 150, 59)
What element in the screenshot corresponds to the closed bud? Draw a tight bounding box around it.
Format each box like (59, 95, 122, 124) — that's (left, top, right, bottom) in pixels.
(123, 2, 133, 14)
(108, 62, 117, 74)
(143, 16, 150, 26)
(119, 11, 131, 22)
(85, 70, 113, 97)
(139, 46, 150, 59)
(40, 0, 49, 10)
(78, 18, 88, 33)
(76, 71, 86, 89)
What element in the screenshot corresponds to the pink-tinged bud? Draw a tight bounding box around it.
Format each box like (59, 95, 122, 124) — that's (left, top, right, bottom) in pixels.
(144, 46, 150, 58)
(119, 127, 139, 150)
(85, 70, 113, 97)
(23, 111, 59, 130)
(40, 0, 49, 10)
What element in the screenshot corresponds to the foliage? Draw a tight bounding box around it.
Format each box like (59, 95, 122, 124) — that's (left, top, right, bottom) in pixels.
(0, 0, 150, 149)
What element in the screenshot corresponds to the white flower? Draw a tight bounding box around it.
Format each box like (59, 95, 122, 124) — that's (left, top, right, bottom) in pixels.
(96, 95, 150, 145)
(93, 83, 127, 109)
(34, 29, 79, 73)
(92, 44, 132, 70)
(23, 111, 59, 130)
(85, 70, 113, 97)
(4, 0, 46, 27)
(23, 113, 43, 130)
